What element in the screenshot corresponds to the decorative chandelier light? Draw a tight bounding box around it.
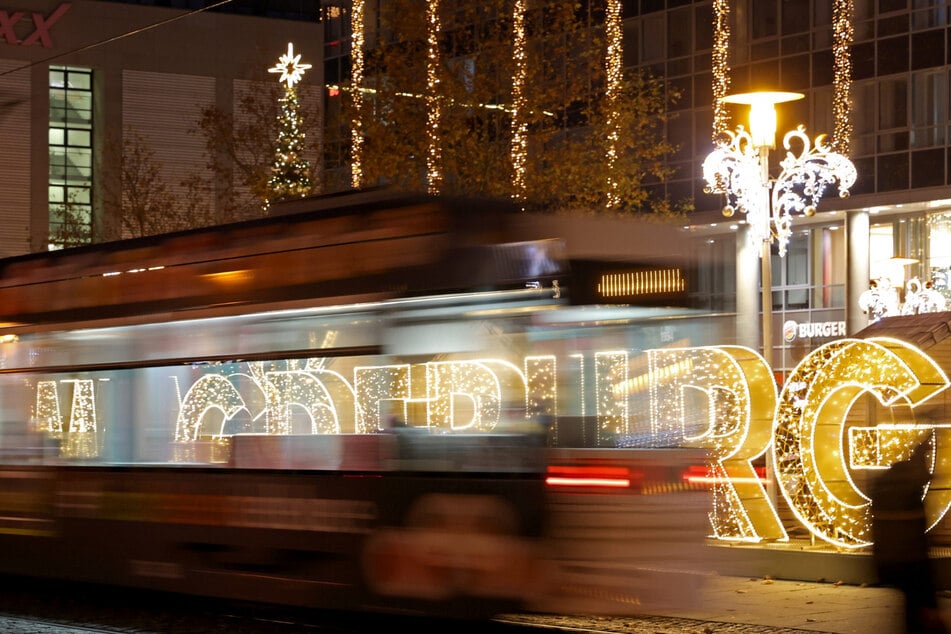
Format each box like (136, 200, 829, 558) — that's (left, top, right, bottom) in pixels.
(702, 92, 857, 257)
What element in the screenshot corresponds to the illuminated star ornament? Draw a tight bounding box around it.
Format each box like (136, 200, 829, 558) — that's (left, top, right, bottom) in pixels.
(269, 42, 312, 87)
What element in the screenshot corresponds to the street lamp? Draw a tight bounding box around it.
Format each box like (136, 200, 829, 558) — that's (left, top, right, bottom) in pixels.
(702, 91, 857, 368)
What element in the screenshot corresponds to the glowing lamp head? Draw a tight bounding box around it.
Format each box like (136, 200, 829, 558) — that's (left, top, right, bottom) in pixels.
(722, 91, 804, 149)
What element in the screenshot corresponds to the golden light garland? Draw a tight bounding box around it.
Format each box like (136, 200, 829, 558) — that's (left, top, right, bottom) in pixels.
(354, 364, 411, 433)
(34, 379, 100, 458)
(832, 0, 854, 155)
(175, 374, 248, 443)
(604, 0, 622, 208)
(34, 380, 62, 434)
(711, 0, 732, 139)
(349, 0, 365, 189)
(425, 0, 442, 194)
(262, 371, 341, 434)
(595, 351, 629, 444)
(510, 0, 528, 204)
(525, 355, 556, 423)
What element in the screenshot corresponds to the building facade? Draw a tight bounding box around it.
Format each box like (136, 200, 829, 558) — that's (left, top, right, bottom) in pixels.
(320, 0, 951, 378)
(620, 0, 951, 376)
(0, 0, 321, 253)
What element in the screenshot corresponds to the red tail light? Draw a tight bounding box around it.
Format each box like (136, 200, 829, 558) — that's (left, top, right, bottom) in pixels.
(681, 464, 768, 486)
(545, 465, 639, 489)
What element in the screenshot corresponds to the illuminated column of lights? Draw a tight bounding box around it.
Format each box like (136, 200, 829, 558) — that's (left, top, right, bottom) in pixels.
(350, 0, 366, 188)
(570, 353, 585, 447)
(65, 379, 96, 433)
(832, 0, 854, 155)
(64, 379, 98, 458)
(595, 351, 628, 444)
(249, 361, 289, 434)
(510, 0, 528, 204)
(525, 355, 556, 421)
(425, 0, 443, 194)
(604, 0, 622, 208)
(265, 371, 340, 434)
(773, 337, 950, 548)
(306, 368, 359, 433)
(711, 0, 731, 138)
(354, 365, 410, 433)
(34, 380, 62, 433)
(426, 361, 505, 432)
(645, 347, 785, 542)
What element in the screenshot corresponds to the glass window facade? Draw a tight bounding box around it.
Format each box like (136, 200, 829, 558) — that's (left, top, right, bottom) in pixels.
(609, 0, 951, 212)
(48, 66, 93, 249)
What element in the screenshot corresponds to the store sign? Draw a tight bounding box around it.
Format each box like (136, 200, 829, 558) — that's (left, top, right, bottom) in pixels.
(0, 3, 69, 48)
(782, 319, 847, 342)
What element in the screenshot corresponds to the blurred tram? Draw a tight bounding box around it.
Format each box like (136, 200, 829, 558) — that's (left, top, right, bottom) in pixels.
(0, 189, 713, 618)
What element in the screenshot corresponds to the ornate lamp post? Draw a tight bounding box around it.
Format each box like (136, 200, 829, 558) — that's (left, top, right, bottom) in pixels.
(703, 91, 857, 368)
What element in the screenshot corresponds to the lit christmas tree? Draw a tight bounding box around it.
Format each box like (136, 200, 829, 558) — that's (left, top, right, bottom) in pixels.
(266, 42, 313, 209)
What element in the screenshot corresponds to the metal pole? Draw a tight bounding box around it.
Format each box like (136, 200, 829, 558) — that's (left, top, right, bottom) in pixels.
(761, 239, 772, 368)
(758, 144, 773, 369)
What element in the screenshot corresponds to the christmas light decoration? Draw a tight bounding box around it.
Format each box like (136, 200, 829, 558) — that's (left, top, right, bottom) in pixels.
(354, 364, 411, 433)
(29, 326, 951, 549)
(425, 0, 442, 194)
(525, 356, 556, 423)
(773, 337, 950, 548)
(832, 0, 854, 155)
(711, 0, 731, 139)
(175, 374, 248, 443)
(268, 42, 312, 88)
(595, 352, 629, 444)
(647, 346, 785, 542)
(266, 43, 314, 208)
(703, 93, 857, 257)
(604, 0, 622, 208)
(350, 0, 366, 188)
(33, 379, 99, 458)
(263, 371, 340, 434)
(34, 380, 62, 433)
(510, 0, 528, 204)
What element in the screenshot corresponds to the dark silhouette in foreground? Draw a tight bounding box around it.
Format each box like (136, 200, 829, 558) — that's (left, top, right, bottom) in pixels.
(871, 441, 948, 633)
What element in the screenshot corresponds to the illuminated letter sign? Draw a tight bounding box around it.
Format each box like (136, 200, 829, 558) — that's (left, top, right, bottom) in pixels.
(773, 337, 950, 548)
(53, 334, 951, 550)
(649, 346, 785, 541)
(0, 3, 70, 48)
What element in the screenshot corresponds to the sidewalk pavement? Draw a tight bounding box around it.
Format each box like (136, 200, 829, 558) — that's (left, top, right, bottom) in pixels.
(650, 573, 920, 633)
